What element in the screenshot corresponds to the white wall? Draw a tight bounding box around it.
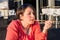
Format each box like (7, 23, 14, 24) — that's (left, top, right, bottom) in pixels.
(0, 0, 8, 9)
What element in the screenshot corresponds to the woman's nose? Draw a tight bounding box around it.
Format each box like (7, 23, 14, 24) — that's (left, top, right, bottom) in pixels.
(31, 13, 35, 18)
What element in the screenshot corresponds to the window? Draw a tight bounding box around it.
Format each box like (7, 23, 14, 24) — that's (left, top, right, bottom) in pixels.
(55, 0, 60, 6)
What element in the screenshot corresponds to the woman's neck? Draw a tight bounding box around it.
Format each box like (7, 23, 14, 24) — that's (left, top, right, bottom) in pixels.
(21, 21, 30, 30)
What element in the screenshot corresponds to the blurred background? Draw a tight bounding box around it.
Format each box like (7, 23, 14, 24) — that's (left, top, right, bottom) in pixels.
(0, 0, 60, 40)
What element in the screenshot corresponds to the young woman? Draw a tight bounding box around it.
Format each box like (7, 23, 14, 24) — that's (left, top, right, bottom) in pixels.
(5, 4, 52, 40)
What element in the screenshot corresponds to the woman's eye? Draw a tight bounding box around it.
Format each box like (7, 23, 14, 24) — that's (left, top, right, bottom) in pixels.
(28, 13, 31, 15)
(27, 12, 35, 15)
(33, 12, 35, 15)
(27, 12, 31, 15)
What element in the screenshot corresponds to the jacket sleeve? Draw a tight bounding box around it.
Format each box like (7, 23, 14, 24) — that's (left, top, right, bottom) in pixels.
(34, 22, 47, 40)
(5, 20, 18, 40)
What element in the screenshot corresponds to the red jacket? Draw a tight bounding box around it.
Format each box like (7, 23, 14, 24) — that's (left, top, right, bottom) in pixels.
(5, 19, 47, 40)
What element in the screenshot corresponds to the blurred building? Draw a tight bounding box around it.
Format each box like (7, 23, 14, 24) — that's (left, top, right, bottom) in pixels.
(0, 0, 60, 30)
(0, 0, 60, 40)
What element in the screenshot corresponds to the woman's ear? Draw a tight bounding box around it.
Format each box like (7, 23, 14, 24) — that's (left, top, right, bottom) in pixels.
(20, 15, 22, 17)
(20, 15, 23, 20)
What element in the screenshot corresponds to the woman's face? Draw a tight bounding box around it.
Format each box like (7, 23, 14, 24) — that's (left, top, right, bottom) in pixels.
(20, 7, 35, 25)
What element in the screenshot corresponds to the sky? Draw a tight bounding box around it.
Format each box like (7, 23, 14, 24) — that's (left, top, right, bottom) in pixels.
(0, 0, 8, 3)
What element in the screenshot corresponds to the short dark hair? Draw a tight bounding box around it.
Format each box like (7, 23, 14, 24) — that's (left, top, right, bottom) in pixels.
(16, 4, 36, 19)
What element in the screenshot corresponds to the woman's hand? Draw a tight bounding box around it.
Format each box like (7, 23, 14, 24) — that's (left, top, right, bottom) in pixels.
(43, 20, 53, 33)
